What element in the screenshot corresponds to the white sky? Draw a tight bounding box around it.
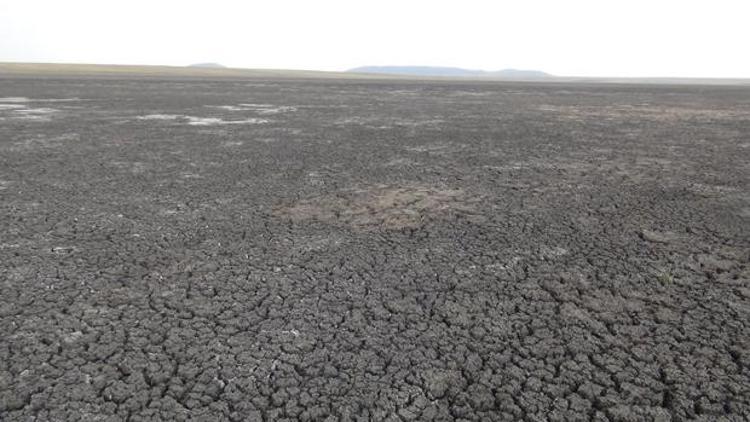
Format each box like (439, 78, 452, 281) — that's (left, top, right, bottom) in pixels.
(1, 0, 749, 78)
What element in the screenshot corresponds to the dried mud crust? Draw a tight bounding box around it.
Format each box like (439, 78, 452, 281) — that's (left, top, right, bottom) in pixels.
(0, 78, 749, 421)
(274, 185, 478, 229)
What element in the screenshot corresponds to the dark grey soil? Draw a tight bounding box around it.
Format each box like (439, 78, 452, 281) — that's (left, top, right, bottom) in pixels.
(1, 77, 749, 421)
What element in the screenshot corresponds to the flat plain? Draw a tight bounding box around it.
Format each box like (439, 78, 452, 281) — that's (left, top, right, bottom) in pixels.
(1, 74, 749, 421)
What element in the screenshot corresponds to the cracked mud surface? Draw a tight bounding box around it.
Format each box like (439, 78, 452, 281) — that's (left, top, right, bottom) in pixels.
(1, 77, 749, 421)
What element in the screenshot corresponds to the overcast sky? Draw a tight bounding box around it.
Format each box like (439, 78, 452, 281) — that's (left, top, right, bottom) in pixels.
(1, 0, 748, 78)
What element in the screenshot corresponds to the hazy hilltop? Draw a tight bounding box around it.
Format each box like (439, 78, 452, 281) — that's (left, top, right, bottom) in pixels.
(189, 63, 226, 69)
(349, 66, 551, 79)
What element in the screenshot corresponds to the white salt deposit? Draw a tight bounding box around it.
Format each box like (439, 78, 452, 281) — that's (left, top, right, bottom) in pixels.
(206, 103, 297, 114)
(186, 117, 268, 126)
(238, 104, 297, 114)
(137, 114, 268, 126)
(206, 105, 249, 111)
(0, 102, 59, 121)
(0, 97, 81, 103)
(16, 107, 58, 114)
(0, 97, 30, 103)
(137, 114, 182, 120)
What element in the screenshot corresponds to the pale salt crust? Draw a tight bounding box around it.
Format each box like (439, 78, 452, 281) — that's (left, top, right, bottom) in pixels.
(137, 114, 268, 126)
(239, 104, 297, 115)
(0, 97, 82, 103)
(137, 114, 182, 120)
(185, 117, 268, 126)
(0, 103, 59, 122)
(207, 106, 248, 111)
(0, 97, 84, 122)
(207, 104, 297, 115)
(16, 108, 58, 114)
(0, 97, 30, 103)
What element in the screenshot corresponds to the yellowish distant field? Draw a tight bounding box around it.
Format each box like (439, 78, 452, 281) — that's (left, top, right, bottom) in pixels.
(0, 62, 409, 80)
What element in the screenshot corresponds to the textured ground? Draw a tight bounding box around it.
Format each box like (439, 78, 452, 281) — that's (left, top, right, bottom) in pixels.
(1, 77, 749, 421)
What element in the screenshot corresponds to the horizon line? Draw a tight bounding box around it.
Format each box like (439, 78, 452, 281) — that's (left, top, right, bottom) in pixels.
(1, 61, 750, 82)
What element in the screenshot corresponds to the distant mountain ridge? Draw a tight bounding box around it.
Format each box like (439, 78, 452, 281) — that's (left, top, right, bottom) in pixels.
(348, 66, 551, 79)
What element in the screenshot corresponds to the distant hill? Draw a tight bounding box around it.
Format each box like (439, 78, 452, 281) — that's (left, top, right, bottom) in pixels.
(189, 63, 226, 69)
(349, 66, 551, 79)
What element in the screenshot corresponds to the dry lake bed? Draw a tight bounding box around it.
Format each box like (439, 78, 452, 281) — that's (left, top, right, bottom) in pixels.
(1, 76, 749, 421)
